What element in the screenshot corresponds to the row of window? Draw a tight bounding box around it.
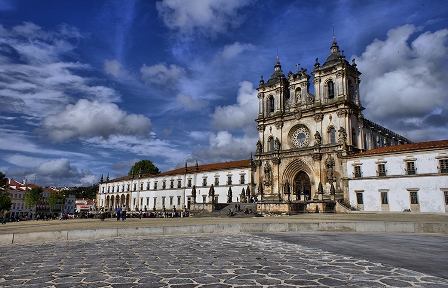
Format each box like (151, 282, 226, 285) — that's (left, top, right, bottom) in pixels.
(355, 190, 444, 206)
(103, 175, 246, 193)
(353, 159, 448, 178)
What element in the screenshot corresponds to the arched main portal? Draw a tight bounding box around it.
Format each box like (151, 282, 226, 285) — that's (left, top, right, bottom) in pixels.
(294, 171, 311, 201)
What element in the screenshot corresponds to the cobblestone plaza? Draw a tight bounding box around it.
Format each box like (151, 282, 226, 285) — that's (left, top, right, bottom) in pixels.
(0, 231, 447, 287)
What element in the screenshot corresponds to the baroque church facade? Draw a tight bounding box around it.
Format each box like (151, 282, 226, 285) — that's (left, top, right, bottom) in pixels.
(97, 38, 448, 214)
(254, 38, 410, 213)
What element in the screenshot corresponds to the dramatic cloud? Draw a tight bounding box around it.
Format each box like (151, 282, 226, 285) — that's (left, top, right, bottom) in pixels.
(140, 62, 185, 87)
(192, 131, 256, 162)
(176, 94, 209, 111)
(156, 0, 253, 37)
(34, 158, 95, 186)
(210, 81, 258, 131)
(0, 22, 121, 119)
(357, 25, 448, 118)
(36, 99, 152, 142)
(354, 25, 448, 140)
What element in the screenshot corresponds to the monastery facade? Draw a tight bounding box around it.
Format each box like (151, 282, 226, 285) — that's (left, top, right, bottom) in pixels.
(97, 39, 448, 214)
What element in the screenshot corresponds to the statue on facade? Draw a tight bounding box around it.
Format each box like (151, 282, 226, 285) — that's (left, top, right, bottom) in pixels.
(274, 138, 281, 151)
(256, 140, 262, 154)
(325, 154, 335, 184)
(314, 131, 322, 146)
(263, 163, 272, 186)
(338, 127, 347, 143)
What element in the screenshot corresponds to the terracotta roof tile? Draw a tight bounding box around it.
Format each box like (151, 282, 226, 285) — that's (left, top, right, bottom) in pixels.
(353, 139, 448, 156)
(106, 159, 252, 183)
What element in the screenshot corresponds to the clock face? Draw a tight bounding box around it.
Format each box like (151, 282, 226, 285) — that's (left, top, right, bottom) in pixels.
(292, 127, 310, 148)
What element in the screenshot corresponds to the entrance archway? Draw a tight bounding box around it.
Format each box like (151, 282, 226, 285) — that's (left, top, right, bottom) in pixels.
(294, 171, 311, 200)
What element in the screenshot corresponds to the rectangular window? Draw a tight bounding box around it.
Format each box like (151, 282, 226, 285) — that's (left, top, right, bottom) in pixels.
(162, 181, 166, 189)
(240, 175, 245, 184)
(356, 192, 363, 205)
(146, 197, 149, 206)
(378, 164, 386, 177)
(203, 195, 206, 203)
(154, 182, 158, 190)
(227, 176, 232, 185)
(133, 184, 137, 191)
(177, 180, 181, 188)
(162, 197, 165, 207)
(140, 183, 143, 190)
(354, 166, 362, 178)
(381, 192, 388, 205)
(215, 177, 219, 186)
(410, 192, 418, 204)
(169, 197, 173, 206)
(177, 196, 181, 206)
(170, 180, 174, 189)
(202, 178, 207, 187)
(445, 191, 448, 205)
(187, 179, 192, 188)
(407, 162, 416, 175)
(440, 160, 448, 173)
(146, 183, 150, 190)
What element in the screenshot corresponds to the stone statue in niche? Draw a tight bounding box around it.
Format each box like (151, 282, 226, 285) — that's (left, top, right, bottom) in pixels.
(256, 140, 262, 154)
(325, 154, 335, 184)
(314, 131, 322, 146)
(263, 163, 272, 187)
(274, 138, 281, 150)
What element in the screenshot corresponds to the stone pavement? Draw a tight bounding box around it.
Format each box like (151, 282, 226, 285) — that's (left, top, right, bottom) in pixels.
(0, 232, 447, 287)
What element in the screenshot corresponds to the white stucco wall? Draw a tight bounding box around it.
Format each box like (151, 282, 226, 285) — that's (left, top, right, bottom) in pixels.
(347, 149, 448, 213)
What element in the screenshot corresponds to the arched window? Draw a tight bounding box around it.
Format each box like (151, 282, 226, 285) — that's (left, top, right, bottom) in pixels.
(269, 96, 275, 113)
(348, 80, 355, 101)
(329, 127, 336, 144)
(328, 80, 334, 99)
(352, 127, 357, 147)
(269, 137, 275, 152)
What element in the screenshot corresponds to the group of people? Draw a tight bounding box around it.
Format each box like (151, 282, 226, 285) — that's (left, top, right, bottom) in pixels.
(115, 206, 127, 221)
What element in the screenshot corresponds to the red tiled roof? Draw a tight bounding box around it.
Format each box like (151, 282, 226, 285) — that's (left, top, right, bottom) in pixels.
(353, 139, 448, 157)
(107, 159, 252, 183)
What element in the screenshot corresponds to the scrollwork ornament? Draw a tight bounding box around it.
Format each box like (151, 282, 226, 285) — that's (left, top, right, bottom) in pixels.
(314, 113, 324, 122)
(274, 121, 283, 129)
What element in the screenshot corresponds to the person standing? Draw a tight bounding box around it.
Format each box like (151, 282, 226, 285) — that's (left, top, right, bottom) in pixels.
(115, 206, 121, 221)
(121, 206, 126, 221)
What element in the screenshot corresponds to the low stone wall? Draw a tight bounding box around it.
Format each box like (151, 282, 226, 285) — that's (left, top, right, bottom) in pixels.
(1, 221, 447, 245)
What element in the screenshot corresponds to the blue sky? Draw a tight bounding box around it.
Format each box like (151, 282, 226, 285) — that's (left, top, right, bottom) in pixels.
(0, 0, 447, 187)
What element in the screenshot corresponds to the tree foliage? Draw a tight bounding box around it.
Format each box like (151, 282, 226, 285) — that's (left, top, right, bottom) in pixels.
(128, 160, 160, 176)
(0, 172, 12, 211)
(24, 187, 43, 210)
(70, 184, 98, 199)
(47, 192, 62, 212)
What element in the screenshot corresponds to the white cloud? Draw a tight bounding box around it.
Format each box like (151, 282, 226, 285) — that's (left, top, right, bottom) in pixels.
(34, 158, 95, 186)
(219, 42, 255, 60)
(0, 22, 121, 119)
(104, 59, 126, 78)
(84, 134, 189, 170)
(156, 0, 253, 37)
(140, 62, 185, 87)
(36, 99, 152, 142)
(210, 81, 258, 131)
(192, 131, 256, 162)
(176, 94, 209, 111)
(353, 25, 448, 140)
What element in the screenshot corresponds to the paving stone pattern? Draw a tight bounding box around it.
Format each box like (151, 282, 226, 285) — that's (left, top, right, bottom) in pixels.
(0, 233, 447, 287)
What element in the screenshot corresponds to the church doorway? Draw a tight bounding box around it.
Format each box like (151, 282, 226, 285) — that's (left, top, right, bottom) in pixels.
(294, 171, 311, 201)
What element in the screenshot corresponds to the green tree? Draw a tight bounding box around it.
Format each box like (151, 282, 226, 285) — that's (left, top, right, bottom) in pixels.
(0, 172, 12, 211)
(128, 160, 160, 176)
(47, 192, 62, 212)
(24, 187, 43, 216)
